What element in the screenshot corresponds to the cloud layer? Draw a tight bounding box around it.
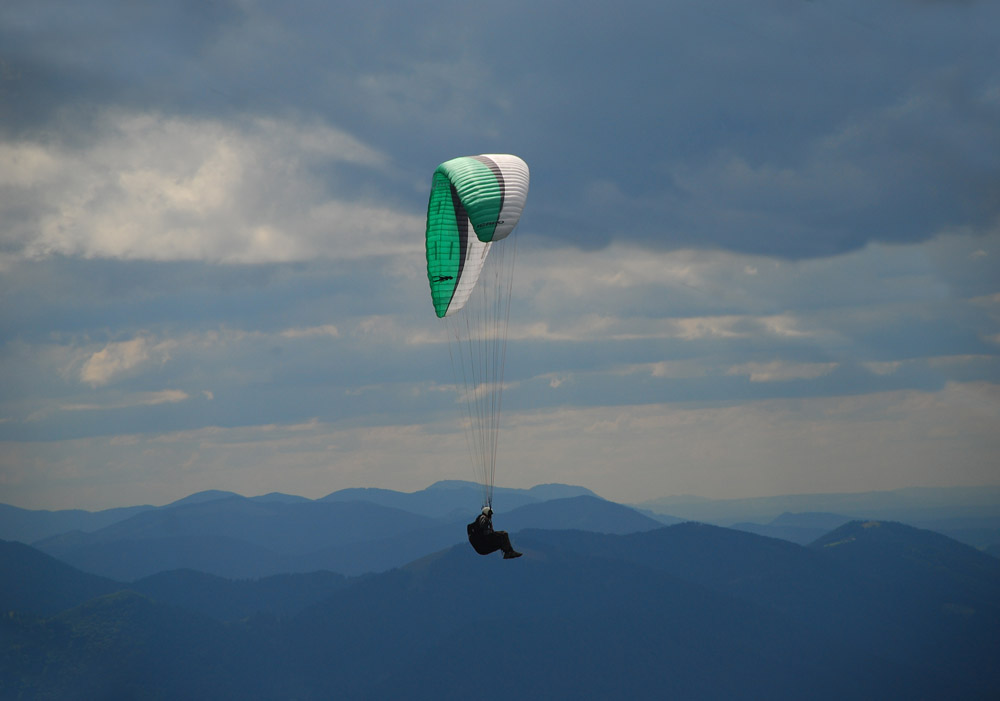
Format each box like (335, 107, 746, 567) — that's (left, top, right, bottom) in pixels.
(1, 0, 998, 509)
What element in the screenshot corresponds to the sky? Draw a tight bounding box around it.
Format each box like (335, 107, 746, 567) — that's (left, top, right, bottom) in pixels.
(1, 0, 998, 511)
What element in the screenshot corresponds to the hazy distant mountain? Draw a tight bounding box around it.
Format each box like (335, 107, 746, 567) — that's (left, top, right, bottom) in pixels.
(731, 512, 852, 545)
(43, 497, 440, 553)
(33, 498, 441, 580)
(0, 480, 596, 545)
(29, 489, 656, 580)
(7, 481, 997, 555)
(503, 495, 663, 534)
(904, 514, 1000, 551)
(639, 486, 1000, 553)
(5, 523, 997, 699)
(320, 480, 597, 518)
(9, 481, 1000, 584)
(637, 485, 1000, 526)
(250, 492, 312, 504)
(0, 502, 153, 543)
(520, 483, 600, 501)
(166, 489, 310, 506)
(165, 489, 243, 506)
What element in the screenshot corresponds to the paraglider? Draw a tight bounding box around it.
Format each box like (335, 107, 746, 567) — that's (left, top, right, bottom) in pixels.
(467, 506, 521, 559)
(425, 154, 529, 557)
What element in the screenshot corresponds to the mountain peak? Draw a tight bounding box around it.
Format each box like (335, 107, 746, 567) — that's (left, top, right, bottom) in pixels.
(811, 519, 942, 548)
(166, 490, 242, 507)
(810, 520, 1000, 583)
(525, 483, 599, 500)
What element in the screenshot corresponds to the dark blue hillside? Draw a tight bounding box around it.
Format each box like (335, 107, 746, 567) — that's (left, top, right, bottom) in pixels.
(811, 519, 1000, 582)
(285, 538, 931, 700)
(0, 539, 350, 623)
(0, 540, 121, 616)
(132, 569, 348, 621)
(810, 519, 1000, 691)
(529, 521, 1000, 696)
(3, 523, 998, 698)
(37, 533, 290, 581)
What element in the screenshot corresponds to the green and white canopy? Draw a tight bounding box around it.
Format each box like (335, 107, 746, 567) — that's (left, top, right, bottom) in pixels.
(425, 154, 529, 318)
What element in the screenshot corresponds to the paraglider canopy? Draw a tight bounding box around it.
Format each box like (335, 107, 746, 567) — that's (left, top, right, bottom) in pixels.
(426, 154, 529, 319)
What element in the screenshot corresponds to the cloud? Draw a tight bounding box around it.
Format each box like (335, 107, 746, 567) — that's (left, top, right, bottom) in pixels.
(863, 361, 902, 376)
(727, 361, 840, 383)
(503, 312, 821, 345)
(970, 292, 1000, 306)
(5, 381, 995, 510)
(4, 227, 994, 444)
(7, 2, 998, 261)
(60, 389, 190, 411)
(280, 325, 340, 339)
(616, 360, 709, 380)
(0, 110, 419, 265)
(925, 354, 996, 368)
(80, 336, 176, 387)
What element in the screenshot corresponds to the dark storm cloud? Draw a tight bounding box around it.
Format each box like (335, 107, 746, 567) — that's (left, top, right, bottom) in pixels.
(3, 1, 997, 258)
(0, 0, 242, 133)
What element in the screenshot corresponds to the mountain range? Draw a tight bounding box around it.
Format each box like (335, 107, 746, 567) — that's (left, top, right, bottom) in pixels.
(7, 481, 1000, 556)
(637, 485, 1000, 550)
(2, 516, 998, 699)
(4, 483, 660, 581)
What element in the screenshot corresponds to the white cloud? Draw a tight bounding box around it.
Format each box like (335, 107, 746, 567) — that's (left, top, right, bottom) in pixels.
(0, 141, 60, 187)
(500, 312, 814, 344)
(727, 361, 839, 382)
(1, 110, 420, 264)
(615, 360, 708, 379)
(758, 314, 818, 339)
(60, 389, 190, 411)
(671, 316, 749, 341)
(863, 361, 902, 376)
(925, 355, 995, 368)
(280, 324, 340, 339)
(970, 292, 1000, 307)
(80, 336, 177, 387)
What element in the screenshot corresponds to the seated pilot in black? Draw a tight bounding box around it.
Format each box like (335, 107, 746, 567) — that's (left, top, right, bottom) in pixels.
(467, 506, 522, 559)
